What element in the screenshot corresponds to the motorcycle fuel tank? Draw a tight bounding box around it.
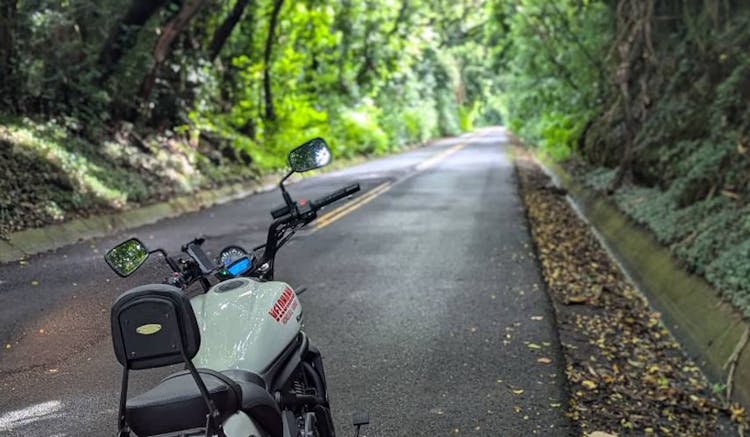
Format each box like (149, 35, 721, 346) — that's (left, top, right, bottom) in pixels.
(190, 277, 302, 373)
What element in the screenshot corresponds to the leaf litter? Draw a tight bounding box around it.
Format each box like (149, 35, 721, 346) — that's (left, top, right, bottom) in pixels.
(516, 156, 746, 436)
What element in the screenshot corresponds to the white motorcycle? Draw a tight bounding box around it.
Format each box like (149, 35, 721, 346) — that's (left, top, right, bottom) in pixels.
(104, 138, 367, 437)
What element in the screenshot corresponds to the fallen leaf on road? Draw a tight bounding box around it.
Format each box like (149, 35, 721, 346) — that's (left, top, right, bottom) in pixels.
(537, 357, 552, 364)
(566, 295, 587, 304)
(730, 403, 746, 423)
(31, 280, 39, 286)
(512, 389, 524, 395)
(531, 315, 544, 320)
(527, 343, 542, 349)
(582, 380, 597, 390)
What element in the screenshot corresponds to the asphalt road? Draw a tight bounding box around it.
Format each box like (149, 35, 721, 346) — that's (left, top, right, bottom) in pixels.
(0, 128, 572, 436)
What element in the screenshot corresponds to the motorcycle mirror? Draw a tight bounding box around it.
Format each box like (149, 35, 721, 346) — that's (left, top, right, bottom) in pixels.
(288, 138, 331, 173)
(105, 238, 150, 277)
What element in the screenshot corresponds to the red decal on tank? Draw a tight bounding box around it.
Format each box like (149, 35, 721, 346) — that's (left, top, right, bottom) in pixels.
(269, 287, 297, 323)
(281, 300, 299, 324)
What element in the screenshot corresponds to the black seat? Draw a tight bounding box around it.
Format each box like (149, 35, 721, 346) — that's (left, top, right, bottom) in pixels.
(126, 369, 283, 437)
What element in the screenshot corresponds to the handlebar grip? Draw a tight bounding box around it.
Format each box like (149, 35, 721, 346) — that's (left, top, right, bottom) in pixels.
(312, 183, 361, 210)
(271, 204, 291, 219)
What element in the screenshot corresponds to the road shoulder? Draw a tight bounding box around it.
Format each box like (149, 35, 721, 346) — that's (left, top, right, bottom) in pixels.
(516, 154, 743, 435)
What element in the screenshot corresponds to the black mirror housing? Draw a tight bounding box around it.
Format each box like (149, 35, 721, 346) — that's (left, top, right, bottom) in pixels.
(105, 238, 150, 277)
(288, 138, 332, 173)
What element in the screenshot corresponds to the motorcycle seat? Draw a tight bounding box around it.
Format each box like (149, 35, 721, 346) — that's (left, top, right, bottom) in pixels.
(126, 368, 282, 437)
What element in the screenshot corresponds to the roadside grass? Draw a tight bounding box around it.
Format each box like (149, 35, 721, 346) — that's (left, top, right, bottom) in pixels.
(0, 116, 443, 238)
(0, 117, 257, 237)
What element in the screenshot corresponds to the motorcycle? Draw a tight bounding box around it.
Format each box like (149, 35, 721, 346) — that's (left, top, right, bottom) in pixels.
(104, 138, 368, 437)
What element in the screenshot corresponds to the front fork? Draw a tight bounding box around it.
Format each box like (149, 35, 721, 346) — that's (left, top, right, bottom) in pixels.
(304, 345, 330, 404)
(303, 346, 335, 437)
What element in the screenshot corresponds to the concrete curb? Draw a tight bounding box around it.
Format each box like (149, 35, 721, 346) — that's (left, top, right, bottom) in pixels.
(0, 174, 280, 264)
(532, 153, 750, 407)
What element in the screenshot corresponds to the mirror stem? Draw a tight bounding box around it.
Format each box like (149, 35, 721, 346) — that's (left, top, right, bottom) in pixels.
(279, 170, 295, 211)
(150, 248, 180, 272)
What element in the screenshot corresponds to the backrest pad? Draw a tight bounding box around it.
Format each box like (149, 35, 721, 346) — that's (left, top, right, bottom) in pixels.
(111, 284, 200, 370)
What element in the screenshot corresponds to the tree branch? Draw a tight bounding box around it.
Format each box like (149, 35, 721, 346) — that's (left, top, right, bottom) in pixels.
(208, 0, 251, 62)
(263, 0, 284, 121)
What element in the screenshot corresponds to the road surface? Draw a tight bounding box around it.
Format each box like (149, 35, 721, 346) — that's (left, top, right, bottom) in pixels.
(0, 128, 572, 436)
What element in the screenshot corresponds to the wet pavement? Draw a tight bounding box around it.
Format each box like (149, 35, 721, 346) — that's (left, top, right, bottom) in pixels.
(0, 128, 572, 436)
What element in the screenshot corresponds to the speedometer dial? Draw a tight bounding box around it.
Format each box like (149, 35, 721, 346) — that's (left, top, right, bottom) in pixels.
(218, 245, 248, 266)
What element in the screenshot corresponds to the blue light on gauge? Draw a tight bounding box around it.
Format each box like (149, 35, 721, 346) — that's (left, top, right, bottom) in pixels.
(227, 257, 252, 277)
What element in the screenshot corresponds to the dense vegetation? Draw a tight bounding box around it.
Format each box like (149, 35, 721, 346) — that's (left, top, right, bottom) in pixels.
(0, 0, 497, 235)
(494, 0, 750, 316)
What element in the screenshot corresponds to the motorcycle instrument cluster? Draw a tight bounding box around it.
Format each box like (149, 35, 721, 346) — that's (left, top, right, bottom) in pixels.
(218, 245, 254, 278)
(218, 245, 249, 265)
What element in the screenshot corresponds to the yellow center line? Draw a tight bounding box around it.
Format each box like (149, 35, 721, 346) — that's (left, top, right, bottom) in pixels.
(312, 141, 469, 231)
(314, 182, 393, 230)
(414, 142, 467, 171)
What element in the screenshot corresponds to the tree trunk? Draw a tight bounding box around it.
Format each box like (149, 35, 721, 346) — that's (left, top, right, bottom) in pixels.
(217, 2, 254, 115)
(208, 0, 251, 61)
(263, 0, 284, 122)
(139, 0, 210, 102)
(608, 0, 655, 192)
(0, 0, 17, 111)
(335, 0, 353, 94)
(97, 0, 170, 81)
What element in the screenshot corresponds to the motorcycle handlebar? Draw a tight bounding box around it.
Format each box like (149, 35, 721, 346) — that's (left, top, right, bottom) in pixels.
(270, 183, 361, 219)
(311, 183, 360, 209)
(271, 204, 290, 219)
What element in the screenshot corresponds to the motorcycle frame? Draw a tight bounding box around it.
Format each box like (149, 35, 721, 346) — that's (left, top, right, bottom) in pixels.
(117, 327, 222, 437)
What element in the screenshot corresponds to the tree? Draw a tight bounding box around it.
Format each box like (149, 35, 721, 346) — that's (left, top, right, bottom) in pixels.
(97, 0, 170, 81)
(139, 0, 211, 102)
(208, 0, 252, 62)
(0, 0, 17, 111)
(262, 0, 284, 122)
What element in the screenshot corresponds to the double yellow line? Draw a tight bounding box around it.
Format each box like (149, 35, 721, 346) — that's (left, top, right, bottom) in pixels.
(313, 141, 467, 230)
(314, 181, 393, 230)
(414, 142, 467, 171)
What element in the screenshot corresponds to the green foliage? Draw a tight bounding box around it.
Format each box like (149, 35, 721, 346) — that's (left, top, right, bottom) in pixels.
(494, 0, 750, 316)
(183, 0, 496, 170)
(491, 0, 612, 160)
(2, 0, 498, 168)
(458, 102, 478, 133)
(0, 0, 505, 238)
(708, 236, 750, 316)
(589, 170, 750, 317)
(331, 104, 389, 157)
